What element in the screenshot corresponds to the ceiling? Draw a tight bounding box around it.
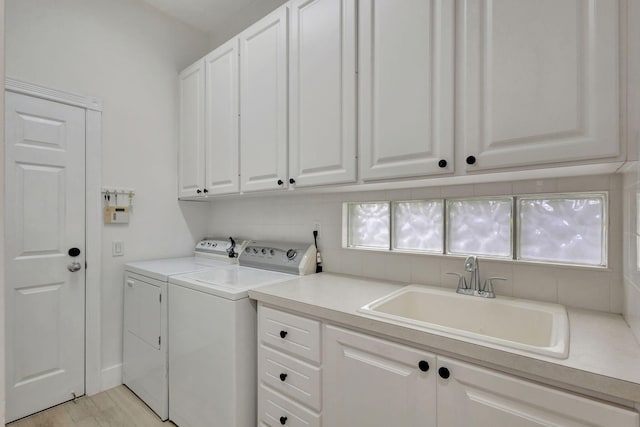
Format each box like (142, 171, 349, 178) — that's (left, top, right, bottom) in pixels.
(141, 0, 288, 41)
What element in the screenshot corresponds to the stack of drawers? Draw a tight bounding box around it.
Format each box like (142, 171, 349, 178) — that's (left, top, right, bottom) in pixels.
(257, 304, 322, 426)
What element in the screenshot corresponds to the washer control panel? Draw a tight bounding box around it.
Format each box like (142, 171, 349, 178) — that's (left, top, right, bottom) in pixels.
(195, 238, 247, 259)
(239, 240, 316, 275)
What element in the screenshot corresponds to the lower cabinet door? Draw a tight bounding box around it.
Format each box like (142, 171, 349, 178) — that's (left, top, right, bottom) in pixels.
(437, 357, 640, 427)
(323, 325, 437, 427)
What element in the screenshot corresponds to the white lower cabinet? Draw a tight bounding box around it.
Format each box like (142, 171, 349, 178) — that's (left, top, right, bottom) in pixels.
(258, 308, 639, 427)
(324, 325, 437, 427)
(257, 304, 322, 426)
(323, 325, 639, 427)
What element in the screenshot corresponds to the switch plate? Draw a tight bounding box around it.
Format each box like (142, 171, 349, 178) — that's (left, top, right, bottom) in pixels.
(112, 241, 124, 257)
(313, 221, 322, 237)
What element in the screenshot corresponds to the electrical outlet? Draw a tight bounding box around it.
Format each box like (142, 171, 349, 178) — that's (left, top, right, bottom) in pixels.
(313, 221, 322, 237)
(112, 241, 124, 257)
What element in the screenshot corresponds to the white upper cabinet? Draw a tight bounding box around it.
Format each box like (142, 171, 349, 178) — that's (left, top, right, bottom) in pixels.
(459, 0, 620, 171)
(178, 61, 205, 198)
(204, 38, 240, 195)
(359, 0, 455, 181)
(240, 5, 289, 193)
(289, 0, 357, 187)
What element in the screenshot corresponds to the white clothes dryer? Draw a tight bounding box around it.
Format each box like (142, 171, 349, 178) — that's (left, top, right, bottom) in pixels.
(122, 238, 246, 420)
(167, 240, 316, 427)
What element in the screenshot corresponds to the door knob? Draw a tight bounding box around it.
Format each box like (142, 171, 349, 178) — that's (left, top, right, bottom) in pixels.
(68, 261, 82, 272)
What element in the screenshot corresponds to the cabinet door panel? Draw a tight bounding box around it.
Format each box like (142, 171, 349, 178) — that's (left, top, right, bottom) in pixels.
(289, 0, 356, 187)
(359, 0, 454, 180)
(437, 357, 639, 427)
(324, 325, 436, 427)
(178, 61, 205, 197)
(459, 0, 619, 170)
(205, 38, 240, 195)
(240, 6, 289, 192)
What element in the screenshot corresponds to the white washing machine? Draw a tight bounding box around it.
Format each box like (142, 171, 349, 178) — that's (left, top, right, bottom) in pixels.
(167, 240, 316, 427)
(122, 238, 247, 420)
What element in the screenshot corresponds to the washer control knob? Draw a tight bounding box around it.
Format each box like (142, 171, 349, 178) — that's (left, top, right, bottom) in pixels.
(261, 248, 266, 254)
(245, 248, 250, 253)
(286, 249, 297, 260)
(253, 248, 258, 254)
(270, 249, 275, 256)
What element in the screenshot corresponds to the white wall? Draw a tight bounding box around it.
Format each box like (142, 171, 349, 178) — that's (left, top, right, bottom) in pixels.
(5, 0, 211, 387)
(208, 0, 288, 49)
(1, 0, 6, 421)
(622, 0, 640, 342)
(208, 175, 624, 313)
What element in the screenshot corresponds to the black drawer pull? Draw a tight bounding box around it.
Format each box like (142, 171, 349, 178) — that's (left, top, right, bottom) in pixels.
(280, 416, 288, 425)
(279, 373, 288, 382)
(279, 330, 288, 339)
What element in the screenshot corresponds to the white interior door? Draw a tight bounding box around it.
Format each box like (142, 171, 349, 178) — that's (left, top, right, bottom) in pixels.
(5, 91, 86, 422)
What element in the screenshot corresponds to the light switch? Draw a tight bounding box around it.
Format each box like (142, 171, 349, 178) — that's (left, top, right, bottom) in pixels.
(112, 241, 124, 257)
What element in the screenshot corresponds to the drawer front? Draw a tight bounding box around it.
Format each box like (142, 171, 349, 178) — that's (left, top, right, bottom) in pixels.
(259, 345, 321, 411)
(259, 305, 321, 363)
(259, 384, 321, 427)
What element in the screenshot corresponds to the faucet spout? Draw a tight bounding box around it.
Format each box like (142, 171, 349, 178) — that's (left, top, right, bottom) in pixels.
(464, 256, 480, 292)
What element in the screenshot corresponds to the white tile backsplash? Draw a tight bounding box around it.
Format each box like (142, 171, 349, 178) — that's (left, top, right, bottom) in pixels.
(208, 174, 625, 313)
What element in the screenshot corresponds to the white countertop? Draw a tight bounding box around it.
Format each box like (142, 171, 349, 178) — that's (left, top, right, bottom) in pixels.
(249, 272, 640, 404)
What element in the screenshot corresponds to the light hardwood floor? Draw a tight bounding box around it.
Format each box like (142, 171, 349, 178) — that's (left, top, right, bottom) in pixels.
(6, 386, 175, 427)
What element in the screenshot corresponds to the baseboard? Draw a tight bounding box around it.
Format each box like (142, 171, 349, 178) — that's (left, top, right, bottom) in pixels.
(100, 363, 123, 392)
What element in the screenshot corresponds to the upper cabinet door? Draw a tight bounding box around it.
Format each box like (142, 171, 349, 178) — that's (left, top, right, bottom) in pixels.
(359, 0, 455, 181)
(204, 38, 240, 195)
(178, 61, 205, 197)
(289, 0, 357, 187)
(240, 5, 289, 193)
(459, 0, 620, 171)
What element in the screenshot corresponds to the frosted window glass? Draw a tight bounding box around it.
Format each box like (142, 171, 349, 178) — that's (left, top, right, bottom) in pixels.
(393, 200, 443, 252)
(447, 198, 512, 257)
(518, 195, 606, 266)
(347, 202, 390, 249)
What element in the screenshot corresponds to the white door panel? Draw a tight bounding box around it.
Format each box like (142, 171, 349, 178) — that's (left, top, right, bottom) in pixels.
(289, 0, 357, 187)
(459, 0, 619, 170)
(179, 61, 205, 197)
(240, 5, 289, 192)
(205, 38, 240, 195)
(5, 91, 85, 422)
(359, 0, 455, 180)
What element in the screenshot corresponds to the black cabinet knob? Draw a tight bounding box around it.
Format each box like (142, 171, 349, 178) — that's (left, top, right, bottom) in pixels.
(279, 373, 288, 382)
(196, 189, 202, 194)
(68, 247, 81, 257)
(279, 330, 288, 339)
(418, 360, 430, 372)
(289, 178, 296, 184)
(466, 155, 476, 165)
(277, 179, 284, 186)
(280, 416, 288, 425)
(438, 159, 447, 168)
(203, 188, 209, 193)
(438, 367, 450, 379)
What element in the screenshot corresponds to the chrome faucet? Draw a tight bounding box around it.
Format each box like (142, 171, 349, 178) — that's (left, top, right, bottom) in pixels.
(464, 256, 480, 293)
(447, 256, 506, 299)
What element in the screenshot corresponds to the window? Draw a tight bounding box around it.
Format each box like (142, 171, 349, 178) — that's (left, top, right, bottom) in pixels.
(517, 194, 606, 266)
(393, 200, 444, 253)
(343, 192, 608, 267)
(446, 198, 512, 258)
(345, 202, 390, 249)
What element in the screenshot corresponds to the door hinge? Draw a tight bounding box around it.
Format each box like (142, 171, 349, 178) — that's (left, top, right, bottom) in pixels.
(159, 294, 162, 303)
(158, 336, 161, 347)
(85, 261, 88, 269)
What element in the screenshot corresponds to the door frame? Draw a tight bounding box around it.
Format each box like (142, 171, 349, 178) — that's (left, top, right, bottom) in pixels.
(5, 78, 103, 397)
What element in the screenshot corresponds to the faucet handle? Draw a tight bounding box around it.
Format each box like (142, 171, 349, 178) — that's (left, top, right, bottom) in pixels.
(478, 277, 506, 298)
(447, 272, 473, 295)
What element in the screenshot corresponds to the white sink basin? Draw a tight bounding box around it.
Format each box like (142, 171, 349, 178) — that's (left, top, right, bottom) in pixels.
(359, 284, 569, 359)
